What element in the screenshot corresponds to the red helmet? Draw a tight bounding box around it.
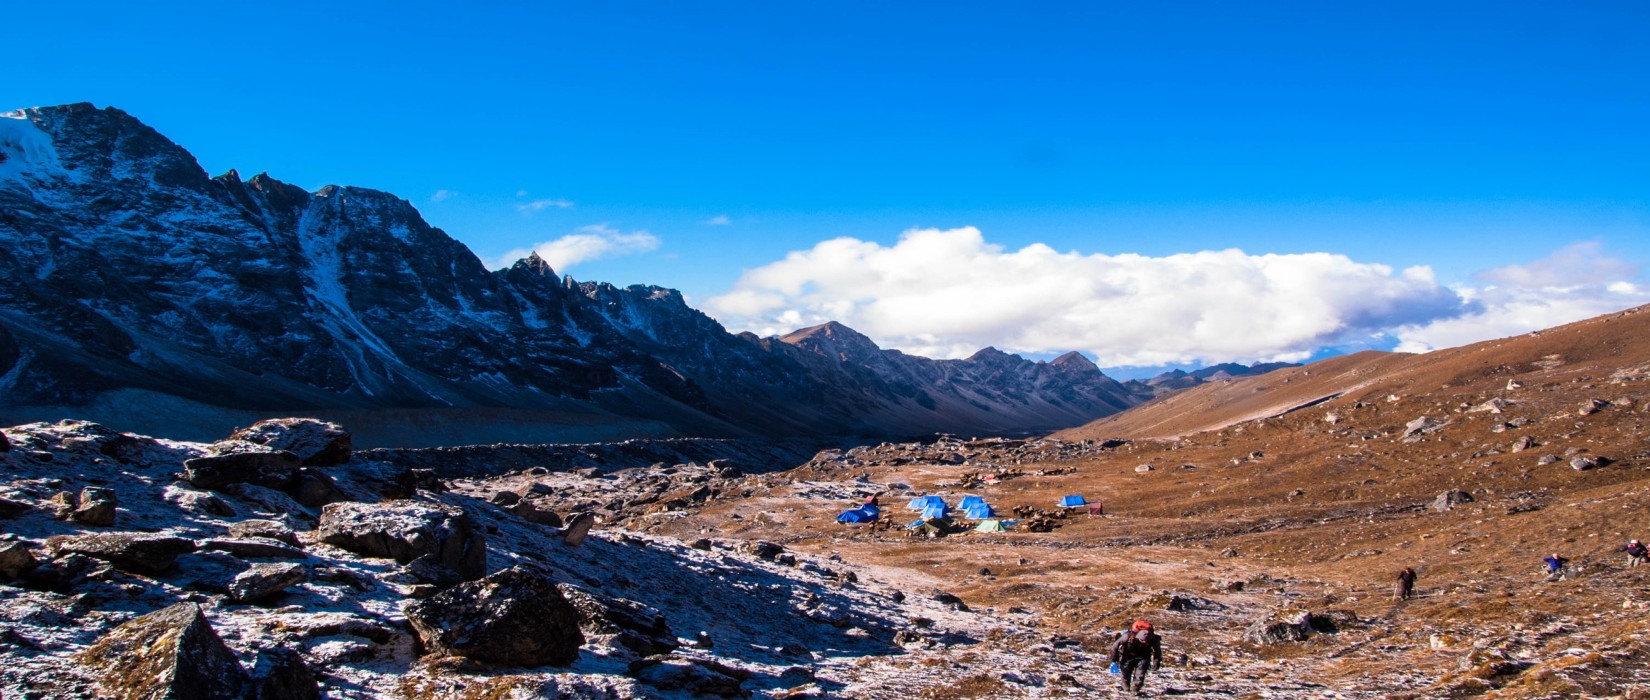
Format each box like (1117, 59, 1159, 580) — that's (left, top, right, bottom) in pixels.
(1131, 619, 1153, 632)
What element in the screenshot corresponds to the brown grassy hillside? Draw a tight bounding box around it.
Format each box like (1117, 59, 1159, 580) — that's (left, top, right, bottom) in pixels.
(649, 303, 1650, 697)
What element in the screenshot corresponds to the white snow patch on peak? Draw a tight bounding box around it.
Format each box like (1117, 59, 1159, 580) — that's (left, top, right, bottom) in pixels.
(0, 111, 64, 182)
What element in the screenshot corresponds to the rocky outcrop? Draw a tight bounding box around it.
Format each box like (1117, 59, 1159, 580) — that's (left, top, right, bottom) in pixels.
(75, 603, 249, 699)
(229, 418, 352, 466)
(404, 566, 584, 667)
(317, 500, 485, 580)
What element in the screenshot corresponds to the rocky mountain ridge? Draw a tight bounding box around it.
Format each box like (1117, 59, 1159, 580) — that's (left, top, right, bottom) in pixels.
(0, 103, 1141, 445)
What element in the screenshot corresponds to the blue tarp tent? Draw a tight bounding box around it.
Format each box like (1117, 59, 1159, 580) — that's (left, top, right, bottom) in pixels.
(1059, 494, 1087, 507)
(921, 505, 948, 519)
(963, 503, 993, 519)
(958, 495, 986, 509)
(906, 497, 929, 510)
(837, 508, 878, 523)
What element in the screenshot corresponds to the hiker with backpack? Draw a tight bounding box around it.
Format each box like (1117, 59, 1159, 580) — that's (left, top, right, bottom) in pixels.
(1395, 567, 1417, 600)
(1625, 540, 1648, 568)
(1110, 620, 1162, 695)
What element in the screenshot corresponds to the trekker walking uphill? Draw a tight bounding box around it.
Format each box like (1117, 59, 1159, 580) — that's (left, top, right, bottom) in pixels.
(1543, 553, 1570, 581)
(1110, 620, 1162, 695)
(1395, 567, 1416, 600)
(1625, 540, 1648, 568)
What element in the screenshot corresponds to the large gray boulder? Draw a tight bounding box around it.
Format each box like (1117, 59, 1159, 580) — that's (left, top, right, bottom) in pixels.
(318, 500, 486, 580)
(404, 566, 584, 666)
(48, 532, 197, 575)
(229, 418, 352, 467)
(74, 603, 249, 700)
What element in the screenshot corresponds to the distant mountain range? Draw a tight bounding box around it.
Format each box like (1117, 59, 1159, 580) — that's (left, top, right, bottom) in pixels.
(1121, 362, 1300, 398)
(0, 103, 1173, 446)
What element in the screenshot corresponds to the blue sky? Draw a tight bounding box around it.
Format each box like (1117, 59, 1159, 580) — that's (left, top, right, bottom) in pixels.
(7, 2, 1649, 373)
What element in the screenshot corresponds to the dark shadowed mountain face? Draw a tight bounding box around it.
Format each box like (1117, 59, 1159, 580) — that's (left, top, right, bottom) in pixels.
(0, 104, 1143, 443)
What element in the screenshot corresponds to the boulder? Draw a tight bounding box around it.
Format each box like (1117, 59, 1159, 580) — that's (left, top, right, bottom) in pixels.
(185, 450, 302, 491)
(163, 485, 237, 517)
(1432, 490, 1475, 513)
(1402, 416, 1449, 441)
(75, 603, 249, 700)
(629, 657, 747, 697)
(249, 645, 319, 700)
(0, 541, 39, 579)
(229, 418, 352, 467)
(228, 519, 301, 546)
(404, 566, 584, 666)
(49, 532, 197, 575)
(559, 584, 678, 656)
(510, 498, 563, 527)
(1243, 619, 1309, 645)
(561, 511, 596, 548)
(72, 486, 118, 526)
(318, 500, 486, 581)
(0, 495, 30, 519)
(1511, 436, 1534, 452)
(230, 562, 308, 604)
(932, 591, 969, 611)
(290, 468, 348, 508)
(741, 540, 784, 560)
(1571, 455, 1609, 471)
(202, 537, 307, 560)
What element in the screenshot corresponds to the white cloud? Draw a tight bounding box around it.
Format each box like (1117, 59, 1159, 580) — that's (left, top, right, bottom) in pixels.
(430, 189, 454, 202)
(1392, 242, 1650, 352)
(704, 214, 732, 226)
(492, 224, 661, 271)
(517, 198, 574, 214)
(515, 189, 529, 197)
(704, 226, 1467, 366)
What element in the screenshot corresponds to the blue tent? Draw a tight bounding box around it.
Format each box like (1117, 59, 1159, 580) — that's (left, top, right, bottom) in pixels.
(963, 503, 993, 519)
(921, 496, 947, 509)
(958, 495, 986, 509)
(921, 505, 948, 519)
(836, 508, 878, 523)
(1059, 494, 1087, 507)
(906, 497, 929, 510)
(862, 504, 880, 518)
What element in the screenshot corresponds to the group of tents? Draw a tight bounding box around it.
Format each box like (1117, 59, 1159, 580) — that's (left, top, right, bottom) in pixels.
(834, 493, 1093, 534)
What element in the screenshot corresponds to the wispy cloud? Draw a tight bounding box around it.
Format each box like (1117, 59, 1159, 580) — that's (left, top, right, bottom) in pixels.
(704, 214, 732, 226)
(704, 226, 1469, 366)
(430, 189, 455, 202)
(492, 224, 661, 271)
(517, 198, 574, 214)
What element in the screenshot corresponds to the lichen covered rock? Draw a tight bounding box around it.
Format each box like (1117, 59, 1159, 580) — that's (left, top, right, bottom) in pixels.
(75, 603, 248, 699)
(317, 500, 486, 580)
(404, 566, 584, 667)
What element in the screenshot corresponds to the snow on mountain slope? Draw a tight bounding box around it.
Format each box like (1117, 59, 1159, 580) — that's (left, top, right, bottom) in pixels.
(0, 103, 1143, 444)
